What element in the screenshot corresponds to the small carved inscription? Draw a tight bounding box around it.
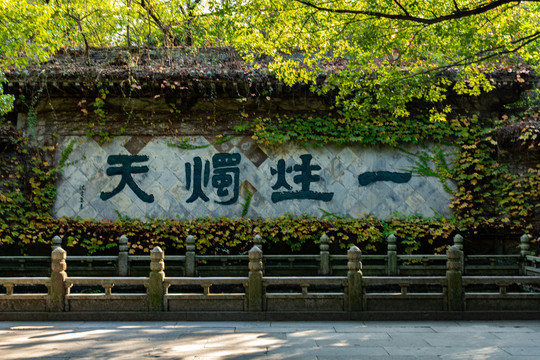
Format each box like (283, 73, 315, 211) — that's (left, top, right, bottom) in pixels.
(79, 185, 85, 210)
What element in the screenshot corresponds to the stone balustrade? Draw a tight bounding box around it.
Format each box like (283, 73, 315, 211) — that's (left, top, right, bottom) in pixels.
(1, 233, 534, 278)
(1, 233, 539, 320)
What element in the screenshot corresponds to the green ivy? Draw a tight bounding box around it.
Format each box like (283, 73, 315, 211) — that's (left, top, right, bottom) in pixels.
(243, 113, 455, 147)
(1, 107, 538, 256)
(0, 213, 457, 256)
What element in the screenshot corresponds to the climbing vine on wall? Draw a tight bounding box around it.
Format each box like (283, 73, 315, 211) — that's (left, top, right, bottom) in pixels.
(242, 112, 540, 240)
(242, 113, 454, 147)
(450, 117, 540, 234)
(0, 127, 58, 246)
(0, 96, 539, 255)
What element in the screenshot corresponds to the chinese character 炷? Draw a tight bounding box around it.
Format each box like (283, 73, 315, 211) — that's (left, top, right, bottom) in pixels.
(270, 154, 333, 203)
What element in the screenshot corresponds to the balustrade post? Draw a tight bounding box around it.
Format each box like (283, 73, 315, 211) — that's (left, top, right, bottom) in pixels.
(453, 234, 465, 274)
(185, 235, 196, 277)
(387, 234, 397, 276)
(48, 247, 67, 312)
(118, 235, 129, 276)
(248, 246, 263, 312)
(148, 247, 165, 312)
(52, 235, 62, 251)
(319, 234, 330, 275)
(253, 234, 263, 250)
(446, 245, 463, 311)
(520, 234, 531, 275)
(347, 246, 363, 312)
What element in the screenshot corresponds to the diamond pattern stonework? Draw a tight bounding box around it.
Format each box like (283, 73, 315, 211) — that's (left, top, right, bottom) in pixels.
(54, 137, 454, 220)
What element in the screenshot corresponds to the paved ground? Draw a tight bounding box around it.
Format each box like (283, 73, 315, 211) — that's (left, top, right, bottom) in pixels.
(1, 321, 540, 359)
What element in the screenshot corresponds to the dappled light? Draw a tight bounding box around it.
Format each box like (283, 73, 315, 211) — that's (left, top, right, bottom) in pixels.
(1, 321, 540, 359)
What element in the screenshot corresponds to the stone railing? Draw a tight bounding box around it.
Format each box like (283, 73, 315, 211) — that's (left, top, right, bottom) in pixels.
(1, 233, 533, 277)
(2, 241, 540, 319)
(520, 234, 540, 275)
(524, 255, 540, 275)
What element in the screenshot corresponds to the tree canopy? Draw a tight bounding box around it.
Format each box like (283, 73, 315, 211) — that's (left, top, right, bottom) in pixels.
(1, 0, 539, 119)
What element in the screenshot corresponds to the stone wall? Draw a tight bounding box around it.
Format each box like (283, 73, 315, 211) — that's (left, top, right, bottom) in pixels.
(54, 136, 454, 220)
(4, 48, 535, 222)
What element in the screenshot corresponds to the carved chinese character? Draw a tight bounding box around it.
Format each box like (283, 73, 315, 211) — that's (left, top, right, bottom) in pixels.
(185, 153, 241, 205)
(270, 154, 333, 203)
(100, 155, 154, 203)
(271, 159, 293, 191)
(212, 153, 241, 205)
(185, 157, 210, 203)
(358, 171, 411, 186)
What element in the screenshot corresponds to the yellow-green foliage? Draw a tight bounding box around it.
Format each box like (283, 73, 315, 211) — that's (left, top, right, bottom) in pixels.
(1, 214, 456, 256)
(0, 111, 539, 256)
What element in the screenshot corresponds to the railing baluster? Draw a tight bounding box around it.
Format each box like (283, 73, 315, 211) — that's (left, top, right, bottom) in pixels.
(118, 235, 129, 276)
(148, 247, 165, 312)
(387, 234, 397, 276)
(52, 236, 62, 251)
(520, 234, 531, 275)
(202, 284, 211, 295)
(248, 246, 263, 312)
(4, 283, 14, 295)
(49, 247, 67, 312)
(347, 246, 363, 312)
(446, 246, 463, 311)
(319, 234, 330, 276)
(185, 235, 196, 277)
(453, 234, 464, 274)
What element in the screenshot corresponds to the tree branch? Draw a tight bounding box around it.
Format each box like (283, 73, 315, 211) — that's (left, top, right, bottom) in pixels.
(402, 31, 540, 79)
(139, 0, 174, 45)
(393, 0, 410, 16)
(294, 0, 538, 25)
(184, 0, 202, 46)
(452, 0, 461, 12)
(64, 11, 90, 60)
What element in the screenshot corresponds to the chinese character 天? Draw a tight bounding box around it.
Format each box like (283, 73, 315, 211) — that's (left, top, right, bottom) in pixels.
(100, 155, 154, 203)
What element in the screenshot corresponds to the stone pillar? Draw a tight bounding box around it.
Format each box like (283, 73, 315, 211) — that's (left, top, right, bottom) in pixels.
(118, 235, 129, 276)
(253, 234, 263, 250)
(347, 246, 363, 312)
(48, 247, 67, 312)
(248, 245, 263, 312)
(446, 245, 463, 311)
(387, 234, 397, 276)
(148, 246, 165, 312)
(453, 234, 465, 274)
(185, 235, 196, 277)
(319, 234, 330, 276)
(52, 236, 62, 251)
(520, 234, 531, 275)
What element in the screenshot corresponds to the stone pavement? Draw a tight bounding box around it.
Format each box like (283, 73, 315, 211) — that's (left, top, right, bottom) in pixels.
(1, 321, 540, 359)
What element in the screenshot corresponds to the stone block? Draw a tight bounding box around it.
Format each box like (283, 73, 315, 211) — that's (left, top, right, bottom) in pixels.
(265, 295, 345, 312)
(66, 296, 148, 312)
(365, 297, 445, 312)
(0, 298, 48, 312)
(167, 296, 246, 312)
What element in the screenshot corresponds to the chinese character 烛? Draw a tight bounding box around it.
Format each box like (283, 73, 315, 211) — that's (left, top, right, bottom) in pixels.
(185, 153, 241, 205)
